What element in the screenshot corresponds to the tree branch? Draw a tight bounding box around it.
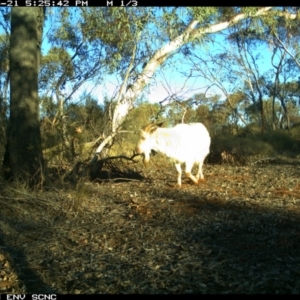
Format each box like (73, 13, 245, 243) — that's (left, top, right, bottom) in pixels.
(273, 34, 300, 69)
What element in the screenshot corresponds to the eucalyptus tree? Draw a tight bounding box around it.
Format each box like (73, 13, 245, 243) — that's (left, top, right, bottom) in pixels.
(40, 8, 156, 158)
(92, 7, 289, 158)
(3, 7, 45, 186)
(39, 8, 110, 156)
(264, 19, 300, 130)
(180, 8, 300, 134)
(229, 11, 300, 131)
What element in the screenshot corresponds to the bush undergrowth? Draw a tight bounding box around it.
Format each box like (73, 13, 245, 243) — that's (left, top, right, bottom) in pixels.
(209, 128, 300, 165)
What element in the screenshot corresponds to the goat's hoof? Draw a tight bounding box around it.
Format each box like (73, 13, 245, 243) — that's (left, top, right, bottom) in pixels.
(197, 178, 205, 184)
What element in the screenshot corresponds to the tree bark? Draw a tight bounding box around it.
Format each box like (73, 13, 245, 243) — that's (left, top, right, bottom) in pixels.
(3, 8, 45, 187)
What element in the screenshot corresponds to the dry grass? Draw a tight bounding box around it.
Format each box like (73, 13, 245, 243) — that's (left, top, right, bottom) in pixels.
(1, 158, 300, 294)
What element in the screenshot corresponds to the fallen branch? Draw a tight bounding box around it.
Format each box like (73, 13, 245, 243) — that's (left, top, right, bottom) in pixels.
(93, 152, 141, 164)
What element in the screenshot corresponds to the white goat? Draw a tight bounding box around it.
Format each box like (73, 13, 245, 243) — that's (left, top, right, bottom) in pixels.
(136, 122, 211, 186)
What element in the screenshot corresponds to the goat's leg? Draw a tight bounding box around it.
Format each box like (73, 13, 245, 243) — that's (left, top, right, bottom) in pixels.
(196, 160, 204, 181)
(175, 163, 182, 186)
(185, 161, 198, 184)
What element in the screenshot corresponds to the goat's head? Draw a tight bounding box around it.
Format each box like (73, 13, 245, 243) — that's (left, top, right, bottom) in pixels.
(136, 122, 164, 164)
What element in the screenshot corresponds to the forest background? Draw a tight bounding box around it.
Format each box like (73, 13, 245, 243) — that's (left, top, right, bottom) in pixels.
(0, 7, 300, 184)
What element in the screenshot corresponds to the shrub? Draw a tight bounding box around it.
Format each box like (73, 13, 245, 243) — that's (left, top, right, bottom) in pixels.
(209, 134, 275, 165)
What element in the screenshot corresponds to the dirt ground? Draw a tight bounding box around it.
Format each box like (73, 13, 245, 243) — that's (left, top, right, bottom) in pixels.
(1, 158, 300, 294)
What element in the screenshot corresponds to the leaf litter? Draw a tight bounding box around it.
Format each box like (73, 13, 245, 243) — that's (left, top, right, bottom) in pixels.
(0, 159, 300, 293)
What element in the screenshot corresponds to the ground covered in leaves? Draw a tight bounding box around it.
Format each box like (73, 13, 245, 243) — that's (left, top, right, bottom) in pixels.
(1, 158, 300, 294)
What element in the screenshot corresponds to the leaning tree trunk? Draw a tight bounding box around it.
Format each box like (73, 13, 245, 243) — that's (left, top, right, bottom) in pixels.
(3, 8, 45, 187)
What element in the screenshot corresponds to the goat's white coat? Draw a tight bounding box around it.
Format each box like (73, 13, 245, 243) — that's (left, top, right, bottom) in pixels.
(136, 122, 211, 186)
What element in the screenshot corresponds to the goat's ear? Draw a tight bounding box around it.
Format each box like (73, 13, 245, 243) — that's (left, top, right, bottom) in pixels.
(156, 121, 164, 127)
(143, 123, 158, 133)
(149, 125, 158, 134)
